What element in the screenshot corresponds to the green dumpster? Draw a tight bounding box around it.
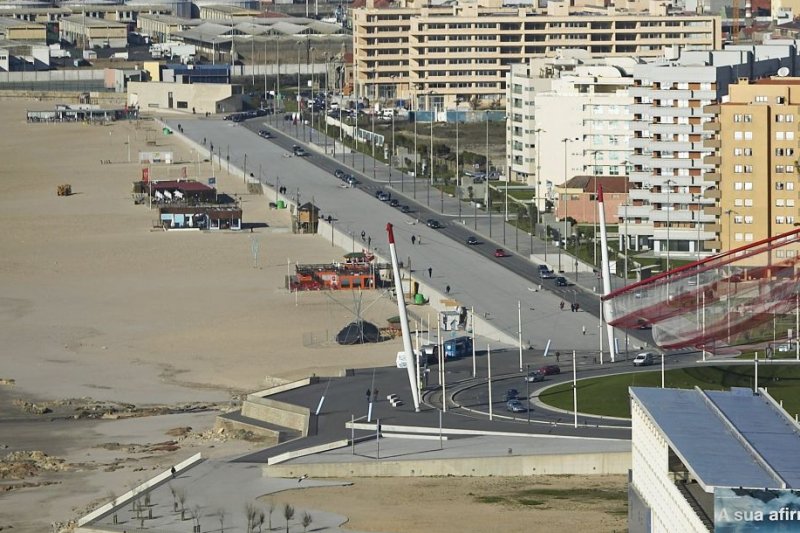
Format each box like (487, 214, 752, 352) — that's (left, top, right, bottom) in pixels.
(162, 127, 172, 135)
(414, 293, 426, 305)
(277, 200, 286, 209)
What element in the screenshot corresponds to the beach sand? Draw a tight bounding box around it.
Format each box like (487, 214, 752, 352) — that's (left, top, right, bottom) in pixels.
(0, 100, 626, 532)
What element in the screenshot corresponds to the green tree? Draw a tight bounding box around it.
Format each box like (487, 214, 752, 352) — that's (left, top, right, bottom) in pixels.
(301, 511, 313, 532)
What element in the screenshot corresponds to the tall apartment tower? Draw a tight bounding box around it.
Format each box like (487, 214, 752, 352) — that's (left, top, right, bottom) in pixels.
(707, 77, 800, 254)
(506, 52, 634, 214)
(626, 44, 800, 262)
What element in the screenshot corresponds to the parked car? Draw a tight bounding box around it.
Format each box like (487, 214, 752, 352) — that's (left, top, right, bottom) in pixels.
(346, 175, 358, 186)
(538, 365, 561, 376)
(503, 388, 519, 401)
(334, 168, 345, 179)
(494, 248, 508, 258)
(400, 205, 410, 213)
(633, 352, 654, 367)
(525, 371, 545, 383)
(389, 199, 400, 208)
(466, 236, 479, 246)
(506, 399, 527, 413)
(376, 191, 390, 201)
(555, 276, 568, 286)
(258, 129, 273, 138)
(292, 145, 309, 157)
(541, 269, 556, 279)
(426, 219, 442, 229)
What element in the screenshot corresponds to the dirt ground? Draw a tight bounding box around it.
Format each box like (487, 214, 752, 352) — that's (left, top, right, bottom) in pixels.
(0, 99, 627, 532)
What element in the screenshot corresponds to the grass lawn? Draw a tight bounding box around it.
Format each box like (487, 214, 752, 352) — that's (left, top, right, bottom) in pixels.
(539, 365, 800, 418)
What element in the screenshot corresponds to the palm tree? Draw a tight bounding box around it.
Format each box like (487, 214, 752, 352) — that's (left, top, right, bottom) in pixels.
(301, 511, 313, 532)
(283, 504, 295, 533)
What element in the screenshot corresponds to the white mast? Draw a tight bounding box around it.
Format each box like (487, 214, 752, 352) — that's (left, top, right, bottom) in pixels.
(597, 185, 617, 362)
(386, 223, 421, 411)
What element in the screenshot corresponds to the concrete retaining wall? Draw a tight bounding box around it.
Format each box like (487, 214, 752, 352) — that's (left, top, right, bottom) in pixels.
(241, 396, 310, 435)
(267, 439, 350, 465)
(264, 451, 630, 478)
(76, 452, 203, 527)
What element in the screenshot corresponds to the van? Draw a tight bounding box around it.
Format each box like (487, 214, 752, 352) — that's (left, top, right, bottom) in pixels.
(633, 352, 654, 366)
(381, 108, 394, 120)
(443, 336, 472, 359)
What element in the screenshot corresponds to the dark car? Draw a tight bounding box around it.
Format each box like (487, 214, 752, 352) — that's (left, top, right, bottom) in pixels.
(466, 236, 479, 246)
(541, 269, 556, 279)
(525, 371, 545, 383)
(400, 205, 410, 213)
(503, 388, 519, 401)
(538, 365, 561, 376)
(258, 129, 273, 139)
(376, 191, 390, 201)
(555, 276, 568, 286)
(346, 175, 358, 186)
(426, 219, 442, 229)
(390, 199, 400, 208)
(334, 169, 345, 179)
(506, 399, 527, 413)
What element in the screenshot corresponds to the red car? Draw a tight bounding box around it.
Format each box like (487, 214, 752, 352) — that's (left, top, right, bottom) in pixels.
(538, 364, 561, 376)
(494, 248, 508, 258)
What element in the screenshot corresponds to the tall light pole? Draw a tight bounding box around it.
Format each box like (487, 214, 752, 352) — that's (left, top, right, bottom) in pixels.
(296, 42, 302, 140)
(535, 128, 545, 226)
(665, 179, 676, 272)
(589, 149, 600, 268)
(486, 110, 491, 238)
(560, 137, 579, 273)
(455, 100, 461, 222)
(370, 69, 376, 181)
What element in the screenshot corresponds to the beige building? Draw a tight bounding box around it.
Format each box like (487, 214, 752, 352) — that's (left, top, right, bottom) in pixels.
(59, 15, 128, 48)
(351, 0, 721, 109)
(0, 7, 72, 25)
(705, 77, 800, 254)
(199, 5, 261, 21)
(127, 81, 243, 115)
(0, 18, 46, 43)
(137, 14, 203, 43)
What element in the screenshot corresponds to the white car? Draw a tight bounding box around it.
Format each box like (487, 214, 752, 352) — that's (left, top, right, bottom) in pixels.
(633, 352, 654, 366)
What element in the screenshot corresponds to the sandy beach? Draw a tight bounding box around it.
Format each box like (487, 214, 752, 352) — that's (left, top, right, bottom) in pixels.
(0, 99, 626, 532)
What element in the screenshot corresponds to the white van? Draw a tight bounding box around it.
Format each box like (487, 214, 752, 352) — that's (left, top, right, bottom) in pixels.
(381, 108, 394, 120)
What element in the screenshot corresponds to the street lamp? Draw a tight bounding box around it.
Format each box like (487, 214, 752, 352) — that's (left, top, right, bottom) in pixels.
(535, 128, 546, 226)
(560, 137, 579, 273)
(295, 41, 302, 140)
(664, 178, 676, 272)
(455, 99, 462, 223)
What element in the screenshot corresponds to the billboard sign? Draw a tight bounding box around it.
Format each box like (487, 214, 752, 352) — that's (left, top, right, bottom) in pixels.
(139, 151, 173, 164)
(715, 487, 800, 531)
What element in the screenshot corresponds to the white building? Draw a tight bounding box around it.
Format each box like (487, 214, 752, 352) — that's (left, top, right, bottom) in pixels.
(627, 42, 800, 260)
(506, 51, 635, 214)
(630, 386, 800, 533)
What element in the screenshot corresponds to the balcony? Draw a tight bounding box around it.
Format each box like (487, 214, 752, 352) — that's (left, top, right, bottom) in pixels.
(705, 206, 722, 216)
(705, 223, 722, 233)
(705, 138, 721, 149)
(703, 103, 720, 114)
(704, 188, 720, 199)
(703, 171, 720, 183)
(703, 121, 720, 132)
(619, 204, 653, 218)
(706, 239, 722, 249)
(703, 155, 721, 165)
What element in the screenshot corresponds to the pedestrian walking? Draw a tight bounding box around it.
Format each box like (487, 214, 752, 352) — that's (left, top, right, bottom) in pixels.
(411, 235, 416, 245)
(361, 230, 366, 241)
(373, 388, 379, 401)
(367, 236, 372, 248)
(417, 235, 422, 245)
(575, 303, 580, 312)
(366, 389, 372, 403)
(582, 325, 586, 335)
(170, 466, 176, 478)
(560, 301, 565, 311)
(428, 267, 433, 278)
(556, 351, 561, 363)
(445, 285, 451, 295)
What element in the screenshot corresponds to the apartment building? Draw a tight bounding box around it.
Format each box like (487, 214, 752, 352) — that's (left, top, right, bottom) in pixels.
(626, 43, 800, 261)
(506, 51, 634, 212)
(351, 0, 721, 110)
(705, 77, 800, 254)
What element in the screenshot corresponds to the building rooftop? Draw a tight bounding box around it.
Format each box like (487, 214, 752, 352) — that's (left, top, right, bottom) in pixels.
(564, 175, 629, 194)
(60, 15, 127, 29)
(631, 387, 800, 491)
(0, 17, 44, 29)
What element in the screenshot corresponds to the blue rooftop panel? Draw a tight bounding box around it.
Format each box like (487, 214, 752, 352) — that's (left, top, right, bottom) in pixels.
(631, 387, 783, 489)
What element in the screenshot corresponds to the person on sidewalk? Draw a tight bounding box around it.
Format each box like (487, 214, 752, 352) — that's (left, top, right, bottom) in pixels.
(428, 267, 433, 278)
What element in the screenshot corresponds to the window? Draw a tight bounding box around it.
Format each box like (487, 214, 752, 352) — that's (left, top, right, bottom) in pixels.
(788, 199, 796, 207)
(777, 198, 786, 207)
(788, 182, 795, 191)
(735, 165, 744, 173)
(789, 132, 796, 140)
(789, 216, 796, 224)
(734, 232, 744, 241)
(755, 95, 768, 102)
(744, 216, 754, 224)
(745, 131, 753, 140)
(734, 131, 743, 140)
(744, 199, 754, 206)
(745, 233, 754, 242)
(777, 165, 786, 173)
(777, 182, 785, 190)
(744, 182, 753, 190)
(777, 131, 786, 140)
(734, 215, 744, 224)
(744, 148, 753, 156)
(734, 181, 743, 190)
(734, 198, 744, 207)
(788, 165, 796, 173)
(776, 216, 786, 224)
